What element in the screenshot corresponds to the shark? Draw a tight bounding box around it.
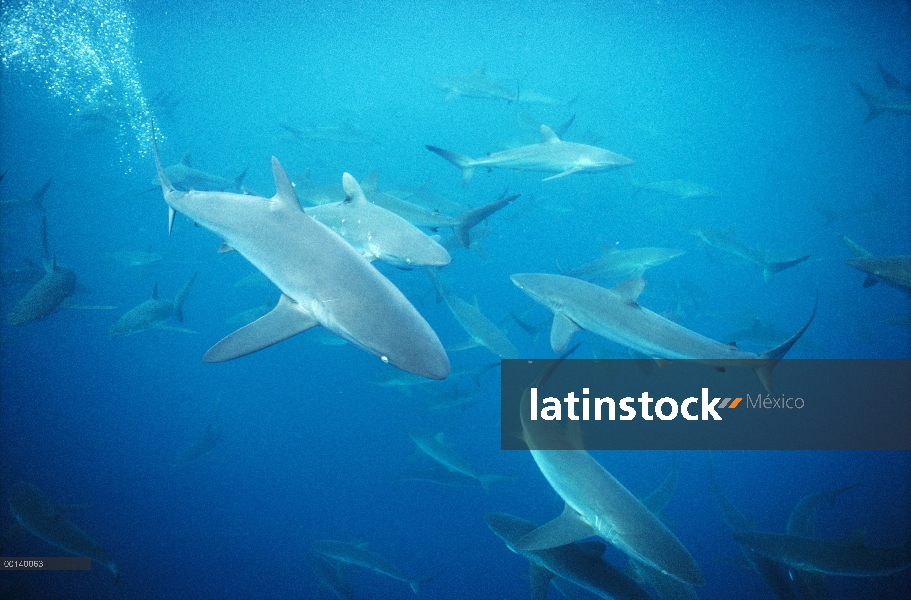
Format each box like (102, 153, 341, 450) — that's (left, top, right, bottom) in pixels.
(427, 125, 634, 186)
(428, 269, 519, 358)
(154, 153, 247, 192)
(733, 530, 911, 577)
(692, 225, 810, 283)
(838, 234, 878, 288)
(279, 122, 377, 146)
(7, 216, 78, 325)
(304, 173, 451, 268)
(509, 274, 815, 392)
(107, 271, 197, 336)
(173, 402, 223, 467)
(105, 249, 164, 269)
(709, 458, 798, 600)
(408, 428, 504, 492)
(845, 255, 911, 294)
(402, 463, 516, 490)
(485, 512, 653, 600)
(561, 246, 686, 282)
(151, 129, 449, 380)
(633, 179, 722, 200)
(0, 178, 51, 213)
(851, 64, 911, 122)
(514, 347, 705, 586)
(8, 482, 118, 582)
(433, 65, 517, 102)
(310, 539, 437, 594)
(305, 549, 358, 600)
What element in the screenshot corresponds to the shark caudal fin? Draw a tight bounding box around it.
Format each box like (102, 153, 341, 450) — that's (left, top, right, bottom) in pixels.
(173, 271, 198, 322)
(425, 145, 476, 186)
(754, 293, 818, 392)
(452, 192, 518, 247)
(762, 254, 811, 283)
(850, 82, 883, 123)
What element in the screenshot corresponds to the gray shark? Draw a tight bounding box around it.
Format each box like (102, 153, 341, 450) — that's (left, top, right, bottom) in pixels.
(433, 65, 516, 102)
(155, 153, 247, 192)
(562, 246, 685, 282)
(7, 217, 77, 325)
(846, 255, 911, 293)
(428, 269, 519, 358)
(485, 512, 653, 600)
(515, 350, 705, 586)
(0, 178, 51, 213)
(733, 530, 911, 577)
(305, 549, 358, 600)
(152, 129, 449, 379)
(692, 225, 810, 283)
(427, 125, 634, 186)
(408, 428, 503, 492)
(633, 179, 721, 200)
(108, 271, 197, 336)
(709, 459, 797, 600)
(510, 274, 815, 391)
(304, 173, 451, 268)
(279, 122, 377, 146)
(402, 463, 516, 490)
(851, 67, 911, 122)
(8, 482, 118, 582)
(310, 539, 435, 594)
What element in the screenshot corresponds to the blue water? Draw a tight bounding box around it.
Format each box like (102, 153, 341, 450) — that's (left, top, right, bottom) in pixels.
(2, 0, 910, 598)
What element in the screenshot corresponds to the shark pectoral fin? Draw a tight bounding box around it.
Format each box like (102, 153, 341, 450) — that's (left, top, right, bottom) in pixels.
(203, 295, 318, 362)
(528, 564, 554, 600)
(513, 504, 597, 551)
(541, 167, 582, 182)
(218, 242, 234, 253)
(550, 313, 581, 353)
(862, 275, 879, 288)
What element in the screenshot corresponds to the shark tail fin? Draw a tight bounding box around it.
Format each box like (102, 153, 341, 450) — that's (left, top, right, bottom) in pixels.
(762, 254, 810, 283)
(174, 271, 198, 322)
(850, 82, 883, 122)
(754, 292, 817, 392)
(30, 178, 52, 213)
(149, 120, 178, 233)
(425, 145, 476, 186)
(453, 192, 518, 247)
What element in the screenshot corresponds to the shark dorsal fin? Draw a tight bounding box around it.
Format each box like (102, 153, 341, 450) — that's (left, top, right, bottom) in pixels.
(342, 173, 368, 204)
(540, 124, 560, 144)
(360, 170, 379, 192)
(270, 157, 303, 212)
(151, 283, 159, 299)
(181, 153, 192, 167)
(611, 278, 645, 304)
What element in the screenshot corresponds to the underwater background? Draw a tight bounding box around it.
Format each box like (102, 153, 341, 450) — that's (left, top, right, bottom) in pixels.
(1, 0, 910, 598)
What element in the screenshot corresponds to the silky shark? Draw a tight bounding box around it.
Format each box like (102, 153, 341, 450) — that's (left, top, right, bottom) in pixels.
(8, 482, 118, 582)
(310, 539, 437, 594)
(562, 246, 685, 282)
(846, 255, 911, 294)
(515, 349, 705, 586)
(173, 402, 223, 467)
(408, 428, 504, 492)
(485, 512, 653, 600)
(304, 174, 451, 268)
(427, 125, 634, 186)
(402, 464, 516, 490)
(692, 225, 810, 283)
(7, 216, 77, 325)
(279, 122, 377, 146)
(428, 268, 519, 358)
(433, 65, 517, 103)
(510, 274, 815, 392)
(154, 153, 247, 192)
(305, 549, 358, 600)
(152, 130, 449, 379)
(108, 271, 197, 336)
(733, 530, 911, 577)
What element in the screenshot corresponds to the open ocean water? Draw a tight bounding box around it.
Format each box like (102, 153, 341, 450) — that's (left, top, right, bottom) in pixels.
(1, 0, 910, 598)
